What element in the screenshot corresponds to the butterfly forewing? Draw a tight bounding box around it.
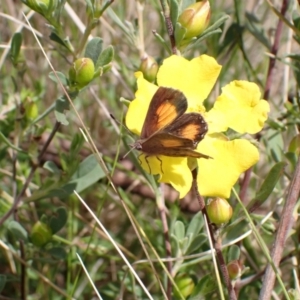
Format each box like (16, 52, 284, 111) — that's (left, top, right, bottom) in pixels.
(141, 87, 187, 139)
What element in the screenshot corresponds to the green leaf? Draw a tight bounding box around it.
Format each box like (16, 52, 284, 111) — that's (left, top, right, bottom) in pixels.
(84, 37, 103, 65)
(152, 31, 172, 54)
(47, 246, 67, 260)
(48, 71, 68, 86)
(85, 0, 94, 16)
(285, 152, 297, 170)
(289, 55, 300, 87)
(174, 221, 185, 240)
(0, 274, 6, 293)
(10, 32, 22, 64)
(175, 22, 187, 45)
(185, 233, 207, 254)
(7, 221, 28, 242)
(49, 207, 67, 234)
(55, 96, 70, 125)
(190, 28, 222, 47)
(293, 16, 300, 31)
(69, 134, 85, 157)
(0, 132, 26, 153)
(49, 31, 69, 49)
(47, 154, 106, 199)
(186, 212, 203, 237)
(43, 161, 61, 175)
(227, 245, 240, 262)
(224, 219, 248, 243)
(189, 274, 217, 298)
(245, 12, 271, 49)
(219, 22, 243, 54)
(96, 45, 114, 68)
(250, 162, 286, 208)
(170, 0, 179, 30)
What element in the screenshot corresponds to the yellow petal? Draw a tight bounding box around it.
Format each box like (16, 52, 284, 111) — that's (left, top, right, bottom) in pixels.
(197, 138, 259, 198)
(207, 81, 270, 134)
(125, 72, 157, 135)
(139, 155, 193, 198)
(156, 55, 221, 110)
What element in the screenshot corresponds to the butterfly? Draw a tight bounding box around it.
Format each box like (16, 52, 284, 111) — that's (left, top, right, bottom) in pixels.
(132, 86, 210, 173)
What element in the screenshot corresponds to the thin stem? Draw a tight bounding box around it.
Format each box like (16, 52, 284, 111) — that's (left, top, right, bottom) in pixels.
(20, 241, 26, 300)
(157, 184, 172, 300)
(264, 0, 290, 100)
(239, 167, 252, 202)
(0, 121, 61, 226)
(159, 0, 177, 54)
(259, 155, 300, 300)
(192, 169, 237, 300)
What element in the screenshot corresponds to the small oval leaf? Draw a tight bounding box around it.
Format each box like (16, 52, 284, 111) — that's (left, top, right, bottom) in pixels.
(49, 207, 68, 234)
(7, 221, 28, 242)
(174, 221, 185, 240)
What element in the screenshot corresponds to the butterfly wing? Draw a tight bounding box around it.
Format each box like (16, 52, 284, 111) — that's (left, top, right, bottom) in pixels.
(139, 133, 210, 159)
(141, 87, 187, 139)
(162, 113, 208, 147)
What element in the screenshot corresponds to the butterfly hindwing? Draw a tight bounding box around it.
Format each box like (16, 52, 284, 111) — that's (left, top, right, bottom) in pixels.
(140, 133, 210, 159)
(141, 87, 187, 139)
(163, 113, 208, 146)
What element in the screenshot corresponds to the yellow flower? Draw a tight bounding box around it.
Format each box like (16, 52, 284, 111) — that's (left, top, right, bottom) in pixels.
(125, 55, 269, 198)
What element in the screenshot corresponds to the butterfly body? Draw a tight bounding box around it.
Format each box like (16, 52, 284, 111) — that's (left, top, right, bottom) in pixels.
(133, 87, 209, 160)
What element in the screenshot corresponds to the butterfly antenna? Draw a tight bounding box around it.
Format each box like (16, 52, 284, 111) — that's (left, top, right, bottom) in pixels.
(110, 114, 137, 160)
(121, 145, 136, 160)
(110, 114, 133, 136)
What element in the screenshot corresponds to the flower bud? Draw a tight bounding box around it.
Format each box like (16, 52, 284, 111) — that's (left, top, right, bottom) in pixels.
(288, 289, 300, 300)
(69, 57, 95, 89)
(30, 221, 53, 247)
(174, 274, 195, 298)
(227, 260, 242, 280)
(24, 100, 38, 120)
(178, 1, 211, 40)
(206, 198, 233, 225)
(139, 56, 158, 82)
(288, 134, 300, 155)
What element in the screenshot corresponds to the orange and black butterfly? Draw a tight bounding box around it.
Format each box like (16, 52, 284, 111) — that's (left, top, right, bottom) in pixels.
(132, 86, 210, 169)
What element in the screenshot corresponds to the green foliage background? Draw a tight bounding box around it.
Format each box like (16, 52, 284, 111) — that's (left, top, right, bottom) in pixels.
(0, 0, 300, 299)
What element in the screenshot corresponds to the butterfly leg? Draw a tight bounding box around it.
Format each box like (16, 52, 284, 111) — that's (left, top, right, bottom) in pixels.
(156, 156, 164, 174)
(138, 154, 152, 174)
(144, 155, 152, 174)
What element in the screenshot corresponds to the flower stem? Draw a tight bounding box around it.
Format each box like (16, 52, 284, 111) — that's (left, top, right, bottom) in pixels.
(159, 0, 177, 54)
(157, 184, 173, 299)
(264, 0, 290, 100)
(192, 169, 237, 300)
(259, 155, 300, 300)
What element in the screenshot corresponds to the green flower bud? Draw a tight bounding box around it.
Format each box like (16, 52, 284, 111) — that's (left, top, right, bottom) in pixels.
(69, 57, 95, 89)
(206, 198, 233, 225)
(174, 274, 195, 298)
(288, 134, 300, 155)
(288, 289, 300, 300)
(139, 56, 158, 82)
(24, 100, 38, 120)
(178, 1, 211, 39)
(227, 260, 242, 280)
(31, 221, 53, 247)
